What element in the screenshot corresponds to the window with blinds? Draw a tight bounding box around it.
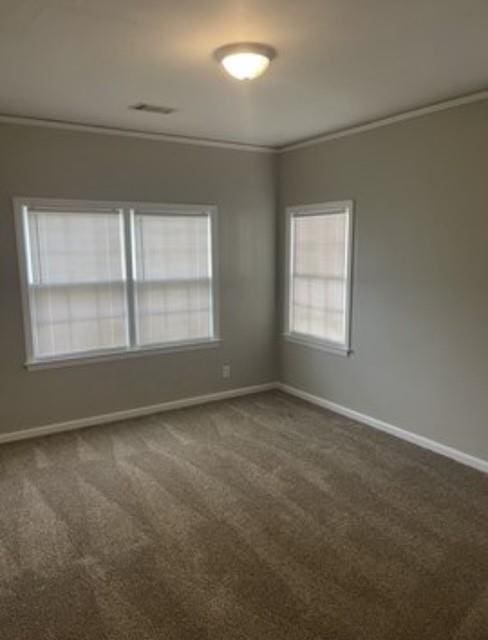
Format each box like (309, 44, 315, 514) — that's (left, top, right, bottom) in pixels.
(286, 201, 353, 353)
(16, 199, 218, 366)
(25, 208, 128, 359)
(132, 213, 213, 346)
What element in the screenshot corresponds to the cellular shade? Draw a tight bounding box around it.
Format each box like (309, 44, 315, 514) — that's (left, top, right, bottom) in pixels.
(132, 213, 213, 346)
(25, 208, 128, 359)
(290, 211, 349, 345)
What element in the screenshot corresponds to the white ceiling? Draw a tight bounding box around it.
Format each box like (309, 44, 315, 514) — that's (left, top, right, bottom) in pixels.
(0, 0, 487, 148)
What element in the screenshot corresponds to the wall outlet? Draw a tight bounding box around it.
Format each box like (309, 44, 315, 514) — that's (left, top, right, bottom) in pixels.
(222, 364, 231, 379)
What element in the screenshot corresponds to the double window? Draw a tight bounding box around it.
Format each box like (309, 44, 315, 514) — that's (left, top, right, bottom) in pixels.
(15, 198, 218, 368)
(285, 200, 354, 354)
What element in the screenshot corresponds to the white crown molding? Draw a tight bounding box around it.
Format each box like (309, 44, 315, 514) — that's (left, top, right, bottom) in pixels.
(277, 383, 488, 475)
(0, 113, 275, 154)
(1, 89, 487, 156)
(279, 89, 488, 152)
(0, 382, 277, 444)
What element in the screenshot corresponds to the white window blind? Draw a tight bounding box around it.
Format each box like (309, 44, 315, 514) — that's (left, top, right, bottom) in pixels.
(286, 201, 353, 352)
(132, 213, 213, 346)
(25, 208, 128, 359)
(16, 199, 218, 367)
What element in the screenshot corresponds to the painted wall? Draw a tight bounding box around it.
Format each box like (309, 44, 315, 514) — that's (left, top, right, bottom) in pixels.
(279, 99, 488, 461)
(0, 123, 277, 434)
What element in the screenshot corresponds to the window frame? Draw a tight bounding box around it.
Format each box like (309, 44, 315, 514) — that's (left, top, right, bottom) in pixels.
(283, 200, 354, 356)
(14, 197, 220, 370)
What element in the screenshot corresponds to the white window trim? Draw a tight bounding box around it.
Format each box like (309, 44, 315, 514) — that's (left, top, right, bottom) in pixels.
(283, 200, 354, 356)
(14, 197, 220, 370)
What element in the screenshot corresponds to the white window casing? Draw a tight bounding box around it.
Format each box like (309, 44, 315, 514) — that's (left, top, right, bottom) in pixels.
(284, 200, 354, 355)
(14, 198, 220, 369)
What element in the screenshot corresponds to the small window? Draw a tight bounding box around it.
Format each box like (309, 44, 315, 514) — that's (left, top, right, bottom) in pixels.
(285, 200, 354, 354)
(15, 198, 219, 368)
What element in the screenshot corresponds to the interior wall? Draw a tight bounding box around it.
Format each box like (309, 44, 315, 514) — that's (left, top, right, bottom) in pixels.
(0, 123, 277, 434)
(278, 99, 488, 462)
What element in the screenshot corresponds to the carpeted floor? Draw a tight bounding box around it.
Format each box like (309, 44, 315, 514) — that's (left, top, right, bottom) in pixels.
(0, 390, 487, 640)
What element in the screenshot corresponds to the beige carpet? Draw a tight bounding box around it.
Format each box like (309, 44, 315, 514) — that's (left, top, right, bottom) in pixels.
(0, 390, 487, 640)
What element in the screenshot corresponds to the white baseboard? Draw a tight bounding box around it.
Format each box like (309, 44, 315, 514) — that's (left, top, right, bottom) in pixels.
(0, 382, 277, 445)
(3, 380, 487, 475)
(277, 383, 488, 475)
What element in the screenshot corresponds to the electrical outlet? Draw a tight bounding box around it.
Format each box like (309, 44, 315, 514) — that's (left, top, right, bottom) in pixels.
(222, 364, 231, 379)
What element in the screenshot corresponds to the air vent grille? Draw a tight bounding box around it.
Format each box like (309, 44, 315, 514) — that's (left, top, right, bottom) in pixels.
(130, 103, 176, 115)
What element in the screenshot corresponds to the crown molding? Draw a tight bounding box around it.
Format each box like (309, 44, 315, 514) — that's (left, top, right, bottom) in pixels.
(0, 113, 276, 154)
(1, 89, 487, 154)
(278, 89, 488, 152)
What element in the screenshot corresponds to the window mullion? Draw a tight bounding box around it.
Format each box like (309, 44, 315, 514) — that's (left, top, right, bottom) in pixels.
(122, 207, 137, 348)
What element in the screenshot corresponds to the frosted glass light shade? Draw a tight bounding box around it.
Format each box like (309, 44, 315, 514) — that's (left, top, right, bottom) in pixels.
(215, 43, 276, 80)
(221, 52, 270, 80)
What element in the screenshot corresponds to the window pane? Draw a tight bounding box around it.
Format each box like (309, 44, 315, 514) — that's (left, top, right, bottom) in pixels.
(290, 211, 349, 345)
(26, 208, 128, 358)
(31, 283, 128, 358)
(132, 213, 213, 346)
(28, 211, 125, 284)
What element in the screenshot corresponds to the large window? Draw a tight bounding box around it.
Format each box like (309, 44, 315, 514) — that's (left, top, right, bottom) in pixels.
(15, 198, 218, 368)
(285, 200, 353, 354)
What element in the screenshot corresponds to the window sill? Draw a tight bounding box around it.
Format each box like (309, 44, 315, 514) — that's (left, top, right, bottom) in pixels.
(282, 333, 352, 357)
(25, 338, 221, 371)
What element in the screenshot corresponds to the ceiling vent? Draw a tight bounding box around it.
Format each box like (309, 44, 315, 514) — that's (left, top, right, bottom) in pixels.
(130, 103, 176, 115)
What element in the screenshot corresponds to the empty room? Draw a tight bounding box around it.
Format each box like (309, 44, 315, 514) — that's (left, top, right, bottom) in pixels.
(1, 1, 487, 638)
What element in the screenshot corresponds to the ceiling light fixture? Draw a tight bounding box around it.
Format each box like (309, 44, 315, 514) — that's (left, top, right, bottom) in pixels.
(214, 43, 277, 81)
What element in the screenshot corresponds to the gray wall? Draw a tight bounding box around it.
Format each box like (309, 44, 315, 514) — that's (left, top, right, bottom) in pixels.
(279, 99, 488, 461)
(0, 123, 277, 434)
(3, 99, 487, 461)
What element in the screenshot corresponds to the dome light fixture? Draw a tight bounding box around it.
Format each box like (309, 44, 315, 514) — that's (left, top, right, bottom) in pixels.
(214, 43, 277, 81)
